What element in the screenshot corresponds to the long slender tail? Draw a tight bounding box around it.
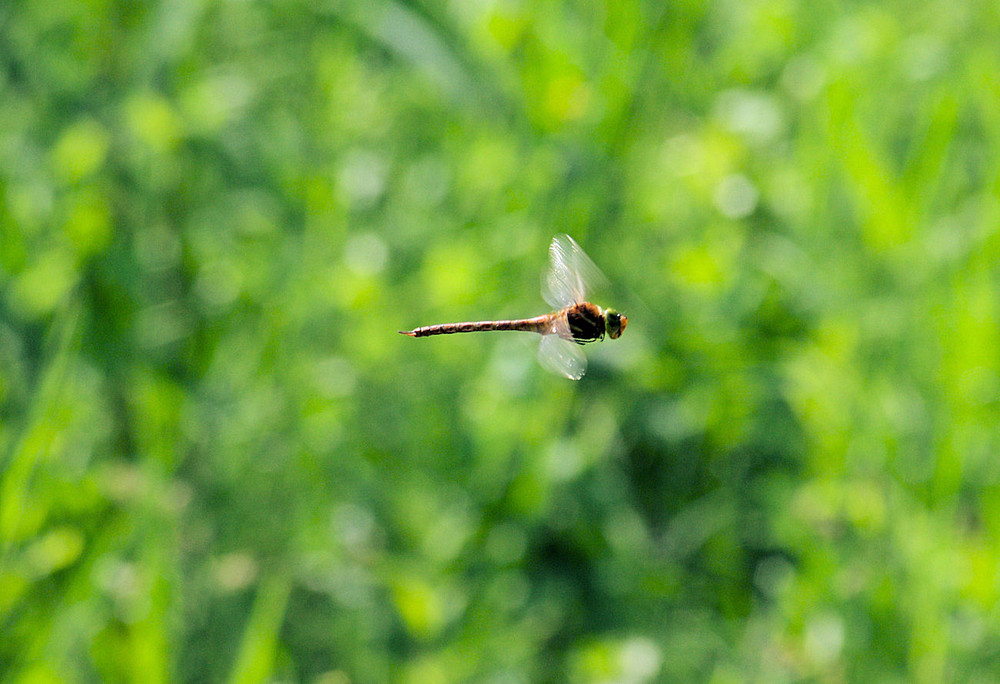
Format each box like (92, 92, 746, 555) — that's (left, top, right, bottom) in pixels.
(399, 315, 551, 337)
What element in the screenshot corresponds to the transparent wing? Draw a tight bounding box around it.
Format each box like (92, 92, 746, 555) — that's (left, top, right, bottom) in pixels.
(541, 234, 608, 309)
(538, 333, 587, 380)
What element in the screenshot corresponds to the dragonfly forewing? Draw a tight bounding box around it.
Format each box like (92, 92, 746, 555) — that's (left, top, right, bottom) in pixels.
(542, 234, 608, 310)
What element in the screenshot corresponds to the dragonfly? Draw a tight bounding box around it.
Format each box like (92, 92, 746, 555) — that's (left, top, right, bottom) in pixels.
(399, 235, 627, 380)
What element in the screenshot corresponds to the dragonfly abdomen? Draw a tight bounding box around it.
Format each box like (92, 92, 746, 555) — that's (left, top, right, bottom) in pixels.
(399, 315, 551, 337)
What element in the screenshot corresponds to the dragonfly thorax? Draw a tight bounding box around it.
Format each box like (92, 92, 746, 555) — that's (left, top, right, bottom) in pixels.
(566, 302, 608, 344)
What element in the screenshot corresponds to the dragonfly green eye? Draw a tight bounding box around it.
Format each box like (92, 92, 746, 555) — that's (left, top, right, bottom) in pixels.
(605, 309, 627, 339)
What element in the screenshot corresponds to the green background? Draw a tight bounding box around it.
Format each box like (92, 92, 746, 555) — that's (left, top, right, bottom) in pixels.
(2, 0, 1000, 682)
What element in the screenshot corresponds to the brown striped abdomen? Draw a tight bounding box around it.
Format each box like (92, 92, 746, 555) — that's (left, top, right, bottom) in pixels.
(399, 315, 552, 337)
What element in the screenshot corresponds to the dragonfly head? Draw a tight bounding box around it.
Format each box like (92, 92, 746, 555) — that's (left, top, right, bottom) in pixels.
(605, 309, 627, 339)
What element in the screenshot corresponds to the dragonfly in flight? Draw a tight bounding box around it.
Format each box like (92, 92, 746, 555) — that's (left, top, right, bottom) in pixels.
(399, 235, 627, 380)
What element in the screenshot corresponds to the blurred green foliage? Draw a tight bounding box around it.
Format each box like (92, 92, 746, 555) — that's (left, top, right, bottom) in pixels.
(2, 0, 1000, 682)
